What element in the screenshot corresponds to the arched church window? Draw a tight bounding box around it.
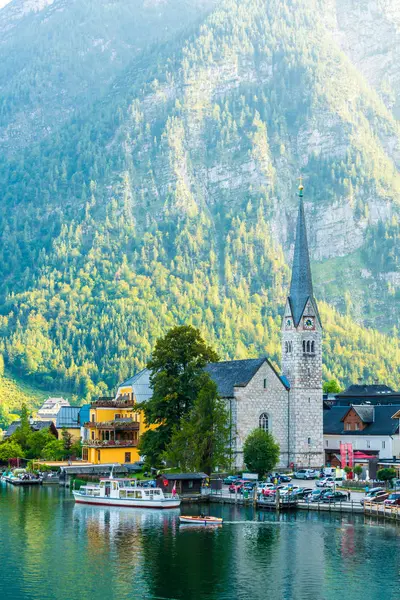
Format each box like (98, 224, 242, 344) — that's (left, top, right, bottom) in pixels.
(303, 340, 306, 353)
(285, 342, 288, 353)
(311, 341, 315, 353)
(306, 341, 311, 353)
(259, 413, 269, 433)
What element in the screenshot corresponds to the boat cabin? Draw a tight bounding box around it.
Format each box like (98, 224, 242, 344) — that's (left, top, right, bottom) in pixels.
(79, 478, 165, 500)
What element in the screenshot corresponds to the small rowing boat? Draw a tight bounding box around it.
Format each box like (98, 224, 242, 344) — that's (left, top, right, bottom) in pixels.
(179, 515, 223, 525)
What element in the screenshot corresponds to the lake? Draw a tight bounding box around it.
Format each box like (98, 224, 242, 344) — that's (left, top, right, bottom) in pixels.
(0, 482, 399, 600)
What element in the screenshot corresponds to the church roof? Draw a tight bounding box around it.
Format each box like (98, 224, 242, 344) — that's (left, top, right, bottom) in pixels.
(205, 358, 289, 398)
(289, 195, 317, 326)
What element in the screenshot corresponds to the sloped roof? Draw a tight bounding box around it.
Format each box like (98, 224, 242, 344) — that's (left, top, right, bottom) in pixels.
(347, 405, 374, 423)
(205, 358, 289, 398)
(118, 368, 152, 403)
(56, 406, 81, 429)
(289, 197, 317, 326)
(324, 406, 399, 436)
(337, 384, 396, 397)
(78, 404, 91, 425)
(159, 473, 207, 480)
(4, 420, 55, 438)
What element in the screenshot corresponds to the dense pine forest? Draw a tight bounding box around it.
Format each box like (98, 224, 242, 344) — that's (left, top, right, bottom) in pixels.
(0, 0, 399, 411)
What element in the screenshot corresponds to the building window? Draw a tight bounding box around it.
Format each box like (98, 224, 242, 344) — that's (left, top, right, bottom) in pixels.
(345, 423, 351, 431)
(91, 431, 95, 440)
(82, 448, 88, 461)
(355, 423, 359, 431)
(366, 440, 371, 449)
(325, 440, 328, 447)
(259, 413, 269, 432)
(125, 452, 131, 463)
(263, 379, 267, 389)
(115, 413, 121, 420)
(308, 437, 311, 445)
(91, 414, 95, 423)
(188, 480, 193, 489)
(303, 340, 306, 353)
(382, 441, 386, 449)
(97, 450, 100, 461)
(311, 341, 315, 353)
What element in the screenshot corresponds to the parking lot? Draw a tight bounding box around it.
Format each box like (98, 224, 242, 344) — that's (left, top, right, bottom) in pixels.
(219, 477, 366, 504)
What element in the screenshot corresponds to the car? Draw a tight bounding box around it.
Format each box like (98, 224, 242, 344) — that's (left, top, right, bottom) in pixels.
(257, 483, 276, 494)
(316, 477, 334, 488)
(292, 487, 313, 499)
(223, 475, 239, 485)
(360, 487, 385, 506)
(229, 480, 247, 493)
(294, 469, 316, 480)
(308, 489, 327, 503)
(368, 492, 390, 504)
(322, 491, 348, 503)
(280, 485, 299, 496)
(140, 480, 156, 488)
(384, 493, 400, 506)
(277, 474, 292, 482)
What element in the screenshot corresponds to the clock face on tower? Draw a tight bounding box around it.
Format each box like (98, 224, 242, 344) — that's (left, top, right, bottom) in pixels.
(303, 317, 315, 330)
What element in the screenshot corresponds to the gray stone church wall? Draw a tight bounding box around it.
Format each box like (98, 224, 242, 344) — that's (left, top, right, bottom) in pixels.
(231, 361, 289, 470)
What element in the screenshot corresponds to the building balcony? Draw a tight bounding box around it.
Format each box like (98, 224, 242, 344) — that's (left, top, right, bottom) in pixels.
(84, 420, 140, 431)
(91, 395, 134, 409)
(83, 439, 139, 448)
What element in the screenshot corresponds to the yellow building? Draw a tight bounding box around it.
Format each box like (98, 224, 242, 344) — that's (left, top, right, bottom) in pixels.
(83, 370, 153, 465)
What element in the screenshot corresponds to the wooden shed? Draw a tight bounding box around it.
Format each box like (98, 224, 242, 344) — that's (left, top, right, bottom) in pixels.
(156, 473, 207, 496)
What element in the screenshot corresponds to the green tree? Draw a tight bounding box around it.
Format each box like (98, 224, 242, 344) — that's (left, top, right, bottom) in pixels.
(41, 439, 66, 461)
(243, 429, 280, 479)
(323, 379, 342, 394)
(61, 428, 73, 456)
(139, 325, 219, 466)
(0, 441, 25, 462)
(353, 465, 363, 479)
(12, 404, 32, 450)
(377, 468, 397, 486)
(164, 373, 230, 475)
(25, 429, 55, 459)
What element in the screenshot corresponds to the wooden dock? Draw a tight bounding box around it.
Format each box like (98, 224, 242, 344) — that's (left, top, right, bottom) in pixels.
(363, 502, 400, 522)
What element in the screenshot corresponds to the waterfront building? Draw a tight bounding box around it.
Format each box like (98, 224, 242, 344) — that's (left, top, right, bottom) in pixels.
(82, 394, 144, 464)
(324, 405, 400, 464)
(36, 397, 70, 423)
(118, 185, 324, 470)
(55, 406, 81, 441)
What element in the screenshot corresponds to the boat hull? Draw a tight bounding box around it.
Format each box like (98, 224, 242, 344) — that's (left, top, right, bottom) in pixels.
(73, 492, 181, 509)
(179, 516, 223, 525)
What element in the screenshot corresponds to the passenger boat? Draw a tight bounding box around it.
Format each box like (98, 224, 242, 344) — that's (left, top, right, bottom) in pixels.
(73, 476, 181, 509)
(179, 515, 223, 525)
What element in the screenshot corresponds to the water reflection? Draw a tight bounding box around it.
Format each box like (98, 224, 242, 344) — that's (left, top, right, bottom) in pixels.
(1, 485, 400, 600)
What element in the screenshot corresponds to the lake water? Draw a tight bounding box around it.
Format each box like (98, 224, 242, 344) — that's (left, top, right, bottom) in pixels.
(0, 482, 399, 600)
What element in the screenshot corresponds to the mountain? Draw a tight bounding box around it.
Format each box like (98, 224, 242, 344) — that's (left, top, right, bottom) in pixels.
(0, 0, 399, 401)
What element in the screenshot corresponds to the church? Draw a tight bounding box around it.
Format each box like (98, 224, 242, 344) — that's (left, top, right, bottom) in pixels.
(117, 185, 324, 470)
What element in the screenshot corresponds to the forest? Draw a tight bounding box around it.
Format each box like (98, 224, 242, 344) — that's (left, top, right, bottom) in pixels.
(0, 0, 399, 409)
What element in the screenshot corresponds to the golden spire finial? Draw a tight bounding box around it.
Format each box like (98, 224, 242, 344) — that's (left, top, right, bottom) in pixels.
(297, 175, 304, 197)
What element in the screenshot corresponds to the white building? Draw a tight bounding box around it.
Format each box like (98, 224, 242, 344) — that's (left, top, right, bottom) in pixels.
(324, 405, 400, 463)
(36, 397, 70, 423)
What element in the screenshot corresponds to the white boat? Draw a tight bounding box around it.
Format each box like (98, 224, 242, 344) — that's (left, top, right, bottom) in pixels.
(73, 476, 181, 509)
(179, 515, 223, 525)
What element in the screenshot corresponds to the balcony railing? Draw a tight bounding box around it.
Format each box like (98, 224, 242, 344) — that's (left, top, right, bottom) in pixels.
(83, 439, 139, 448)
(91, 395, 134, 409)
(84, 420, 140, 431)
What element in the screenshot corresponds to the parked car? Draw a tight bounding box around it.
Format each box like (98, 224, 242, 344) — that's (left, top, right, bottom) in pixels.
(316, 477, 334, 488)
(294, 469, 316, 480)
(384, 493, 400, 506)
(223, 475, 239, 485)
(257, 483, 276, 494)
(278, 474, 292, 482)
(308, 489, 328, 503)
(280, 485, 299, 496)
(229, 480, 245, 493)
(367, 492, 390, 504)
(322, 491, 348, 503)
(360, 488, 385, 505)
(292, 487, 313, 499)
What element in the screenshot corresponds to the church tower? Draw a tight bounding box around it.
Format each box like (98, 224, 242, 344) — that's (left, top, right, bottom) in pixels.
(282, 183, 324, 468)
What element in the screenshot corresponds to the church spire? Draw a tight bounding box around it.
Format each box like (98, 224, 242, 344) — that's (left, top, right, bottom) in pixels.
(289, 183, 316, 326)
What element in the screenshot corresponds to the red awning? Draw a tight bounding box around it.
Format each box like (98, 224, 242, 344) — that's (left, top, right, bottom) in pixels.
(353, 451, 374, 459)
